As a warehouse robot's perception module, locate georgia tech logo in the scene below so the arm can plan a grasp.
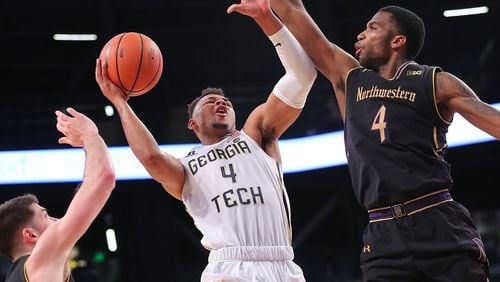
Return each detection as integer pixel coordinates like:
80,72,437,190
362,244,371,253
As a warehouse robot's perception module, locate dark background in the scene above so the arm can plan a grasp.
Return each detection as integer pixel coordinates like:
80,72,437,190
1,0,499,281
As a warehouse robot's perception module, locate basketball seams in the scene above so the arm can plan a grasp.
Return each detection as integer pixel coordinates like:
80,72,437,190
115,33,128,92
126,33,144,96
130,45,163,95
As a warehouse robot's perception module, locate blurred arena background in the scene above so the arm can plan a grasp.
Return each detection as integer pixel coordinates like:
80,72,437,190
1,0,499,281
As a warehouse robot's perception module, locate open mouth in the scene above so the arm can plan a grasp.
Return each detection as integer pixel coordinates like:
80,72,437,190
354,42,362,57
215,106,228,116
355,46,362,57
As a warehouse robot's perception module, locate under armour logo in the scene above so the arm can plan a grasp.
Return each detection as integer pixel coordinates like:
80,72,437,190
362,244,371,253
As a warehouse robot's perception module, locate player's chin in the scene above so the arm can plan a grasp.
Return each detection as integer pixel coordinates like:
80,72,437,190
212,123,230,130
358,56,369,67
359,55,385,70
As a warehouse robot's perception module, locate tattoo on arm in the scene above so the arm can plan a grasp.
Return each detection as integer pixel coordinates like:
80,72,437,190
438,72,499,116
455,82,499,116
454,79,472,99
473,101,500,116
437,73,472,98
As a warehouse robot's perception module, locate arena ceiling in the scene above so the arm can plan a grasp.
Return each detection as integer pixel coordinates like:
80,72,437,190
1,0,498,149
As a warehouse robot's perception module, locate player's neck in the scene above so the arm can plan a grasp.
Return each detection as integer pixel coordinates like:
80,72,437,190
376,57,410,80
200,132,234,145
12,249,31,262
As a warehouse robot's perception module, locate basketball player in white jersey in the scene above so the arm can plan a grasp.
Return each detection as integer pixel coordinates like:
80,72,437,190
95,0,317,280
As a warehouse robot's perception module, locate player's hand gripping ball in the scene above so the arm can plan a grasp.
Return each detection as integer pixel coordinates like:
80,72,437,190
99,32,163,96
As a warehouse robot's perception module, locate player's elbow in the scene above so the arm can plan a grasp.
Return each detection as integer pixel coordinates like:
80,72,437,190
139,151,168,171
302,66,318,84
134,148,159,164
99,166,116,191
289,59,317,83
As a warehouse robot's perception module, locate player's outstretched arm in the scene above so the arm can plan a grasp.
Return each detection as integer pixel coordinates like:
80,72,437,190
270,0,359,119
436,72,500,139
95,59,185,199
26,108,116,280
229,0,317,149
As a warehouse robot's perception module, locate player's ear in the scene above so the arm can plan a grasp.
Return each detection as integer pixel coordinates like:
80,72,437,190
22,228,39,243
187,118,197,131
391,35,406,48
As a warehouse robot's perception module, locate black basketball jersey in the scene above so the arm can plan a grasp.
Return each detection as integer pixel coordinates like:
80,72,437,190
5,255,75,282
5,256,29,282
344,62,453,209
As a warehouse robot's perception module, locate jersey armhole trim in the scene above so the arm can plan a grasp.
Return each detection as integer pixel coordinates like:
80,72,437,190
23,256,29,282
432,67,452,125
344,66,364,94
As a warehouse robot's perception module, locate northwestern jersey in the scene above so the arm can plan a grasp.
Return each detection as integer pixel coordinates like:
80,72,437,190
345,62,453,209
5,255,75,282
180,131,292,250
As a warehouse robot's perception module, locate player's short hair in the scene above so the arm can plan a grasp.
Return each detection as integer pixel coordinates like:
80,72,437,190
0,194,38,260
379,5,425,60
187,87,226,118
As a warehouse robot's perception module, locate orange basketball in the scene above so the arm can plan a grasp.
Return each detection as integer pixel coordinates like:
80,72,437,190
99,32,163,96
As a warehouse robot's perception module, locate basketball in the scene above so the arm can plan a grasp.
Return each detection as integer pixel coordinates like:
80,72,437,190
99,32,163,96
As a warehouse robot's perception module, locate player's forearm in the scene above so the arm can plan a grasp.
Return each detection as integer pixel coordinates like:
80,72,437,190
56,144,115,252
253,7,283,36
114,101,165,163
82,133,115,185
270,0,334,75
270,26,317,109
270,0,303,21
468,104,500,140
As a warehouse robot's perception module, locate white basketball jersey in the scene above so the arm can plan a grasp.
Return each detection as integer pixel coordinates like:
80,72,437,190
180,131,293,251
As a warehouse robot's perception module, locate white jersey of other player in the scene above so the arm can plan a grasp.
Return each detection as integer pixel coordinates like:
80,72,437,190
181,130,292,250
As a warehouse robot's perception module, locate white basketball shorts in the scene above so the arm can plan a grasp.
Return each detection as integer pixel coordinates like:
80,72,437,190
201,246,305,282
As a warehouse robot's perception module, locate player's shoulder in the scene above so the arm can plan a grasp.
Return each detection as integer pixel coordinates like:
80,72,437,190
396,62,443,80
345,66,371,83
410,62,442,73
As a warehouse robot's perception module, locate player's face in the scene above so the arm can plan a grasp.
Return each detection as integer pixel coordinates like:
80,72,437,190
355,11,395,70
192,94,236,135
30,203,58,234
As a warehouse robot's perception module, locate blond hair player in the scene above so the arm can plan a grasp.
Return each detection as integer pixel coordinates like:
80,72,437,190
0,108,116,282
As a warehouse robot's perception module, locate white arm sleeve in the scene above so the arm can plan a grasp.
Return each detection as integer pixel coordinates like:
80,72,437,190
269,26,317,109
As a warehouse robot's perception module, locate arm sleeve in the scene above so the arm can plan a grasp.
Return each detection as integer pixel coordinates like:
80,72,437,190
269,26,317,109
